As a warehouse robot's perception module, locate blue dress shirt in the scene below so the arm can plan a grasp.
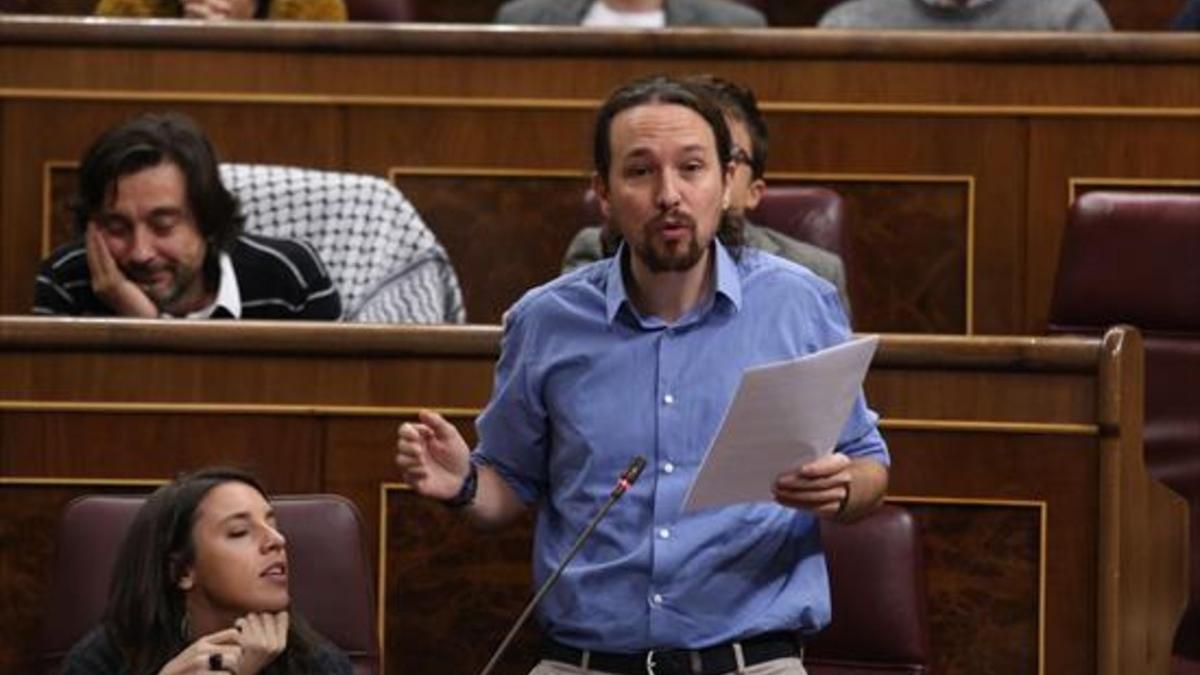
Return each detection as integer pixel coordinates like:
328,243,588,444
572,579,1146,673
475,241,889,652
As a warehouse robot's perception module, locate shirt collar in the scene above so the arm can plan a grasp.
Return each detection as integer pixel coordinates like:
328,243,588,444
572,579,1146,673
712,239,742,312
583,1,667,27
604,239,743,326
184,252,241,319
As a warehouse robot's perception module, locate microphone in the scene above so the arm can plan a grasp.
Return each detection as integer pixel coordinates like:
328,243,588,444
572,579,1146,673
477,455,648,675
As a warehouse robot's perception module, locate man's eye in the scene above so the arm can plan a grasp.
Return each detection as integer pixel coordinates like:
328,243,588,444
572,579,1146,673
228,530,248,538
625,166,652,178
100,220,129,235
150,216,178,233
682,161,705,174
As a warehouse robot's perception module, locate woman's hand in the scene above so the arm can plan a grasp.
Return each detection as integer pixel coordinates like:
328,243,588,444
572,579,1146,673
157,628,242,674
234,611,289,675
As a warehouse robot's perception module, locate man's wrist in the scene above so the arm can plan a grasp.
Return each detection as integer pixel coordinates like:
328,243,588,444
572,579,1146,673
444,462,478,508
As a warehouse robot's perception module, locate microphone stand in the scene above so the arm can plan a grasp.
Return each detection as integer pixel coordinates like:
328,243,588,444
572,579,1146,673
477,456,648,675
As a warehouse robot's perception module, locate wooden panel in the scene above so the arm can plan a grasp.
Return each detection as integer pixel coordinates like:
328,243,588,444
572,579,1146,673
1102,0,1184,30
322,414,479,577
0,350,494,408
3,23,1200,333
0,412,324,488
782,178,969,333
392,173,590,325
403,0,499,23
0,482,158,675
348,107,594,171
892,431,1100,674
384,490,538,675
0,0,94,14
44,164,74,257
766,114,1024,335
905,503,1042,675
867,369,1097,424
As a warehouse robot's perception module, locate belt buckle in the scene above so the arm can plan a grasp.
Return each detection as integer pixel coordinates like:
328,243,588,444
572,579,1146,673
645,648,657,675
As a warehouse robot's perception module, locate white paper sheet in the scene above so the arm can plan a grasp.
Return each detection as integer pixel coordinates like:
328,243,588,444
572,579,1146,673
681,334,879,513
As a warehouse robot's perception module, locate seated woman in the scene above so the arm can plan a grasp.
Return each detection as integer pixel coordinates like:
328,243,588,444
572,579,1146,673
94,0,347,21
62,468,353,675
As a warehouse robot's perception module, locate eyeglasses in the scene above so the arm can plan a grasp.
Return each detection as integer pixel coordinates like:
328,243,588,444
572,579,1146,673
730,146,753,168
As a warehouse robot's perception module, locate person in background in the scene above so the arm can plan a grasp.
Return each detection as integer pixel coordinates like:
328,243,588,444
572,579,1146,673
496,0,765,28
95,0,346,21
34,112,341,320
61,467,353,675
818,0,1111,31
396,74,888,675
1173,0,1200,29
562,74,852,315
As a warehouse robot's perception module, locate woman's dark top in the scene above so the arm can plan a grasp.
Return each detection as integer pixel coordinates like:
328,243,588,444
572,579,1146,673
62,626,355,675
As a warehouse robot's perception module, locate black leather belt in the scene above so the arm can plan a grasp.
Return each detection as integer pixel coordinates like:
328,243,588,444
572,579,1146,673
541,631,803,675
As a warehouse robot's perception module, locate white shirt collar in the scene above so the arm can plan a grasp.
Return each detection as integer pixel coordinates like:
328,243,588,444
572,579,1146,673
184,252,241,319
582,0,667,27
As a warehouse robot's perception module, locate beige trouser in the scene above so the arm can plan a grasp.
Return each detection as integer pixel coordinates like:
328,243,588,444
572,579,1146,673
530,656,807,675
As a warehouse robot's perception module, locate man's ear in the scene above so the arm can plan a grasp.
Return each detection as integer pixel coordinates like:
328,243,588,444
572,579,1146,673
591,172,611,222
744,178,766,211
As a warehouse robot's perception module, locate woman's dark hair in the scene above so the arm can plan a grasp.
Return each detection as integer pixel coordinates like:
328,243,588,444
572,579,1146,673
70,112,245,292
103,467,328,675
592,74,745,257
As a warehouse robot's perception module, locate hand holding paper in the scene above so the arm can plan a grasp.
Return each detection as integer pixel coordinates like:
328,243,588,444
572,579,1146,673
772,452,853,516
682,335,879,513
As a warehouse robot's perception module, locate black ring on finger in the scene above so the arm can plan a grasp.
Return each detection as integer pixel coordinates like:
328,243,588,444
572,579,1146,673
209,652,223,671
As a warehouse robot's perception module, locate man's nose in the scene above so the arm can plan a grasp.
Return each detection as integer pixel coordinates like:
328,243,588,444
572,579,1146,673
655,171,682,211
128,225,155,262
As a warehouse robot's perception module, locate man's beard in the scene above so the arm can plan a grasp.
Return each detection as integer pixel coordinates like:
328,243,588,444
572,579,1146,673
632,212,708,273
126,261,199,313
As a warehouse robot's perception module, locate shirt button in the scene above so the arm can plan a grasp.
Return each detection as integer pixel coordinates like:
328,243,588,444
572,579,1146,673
658,527,671,539
663,462,675,474
663,394,675,405
652,593,664,605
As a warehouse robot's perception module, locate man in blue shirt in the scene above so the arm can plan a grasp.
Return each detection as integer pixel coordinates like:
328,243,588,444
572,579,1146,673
395,75,889,675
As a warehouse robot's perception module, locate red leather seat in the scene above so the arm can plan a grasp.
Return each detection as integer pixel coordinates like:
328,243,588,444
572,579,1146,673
807,504,931,675
1048,190,1200,664
746,185,847,259
37,493,379,675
